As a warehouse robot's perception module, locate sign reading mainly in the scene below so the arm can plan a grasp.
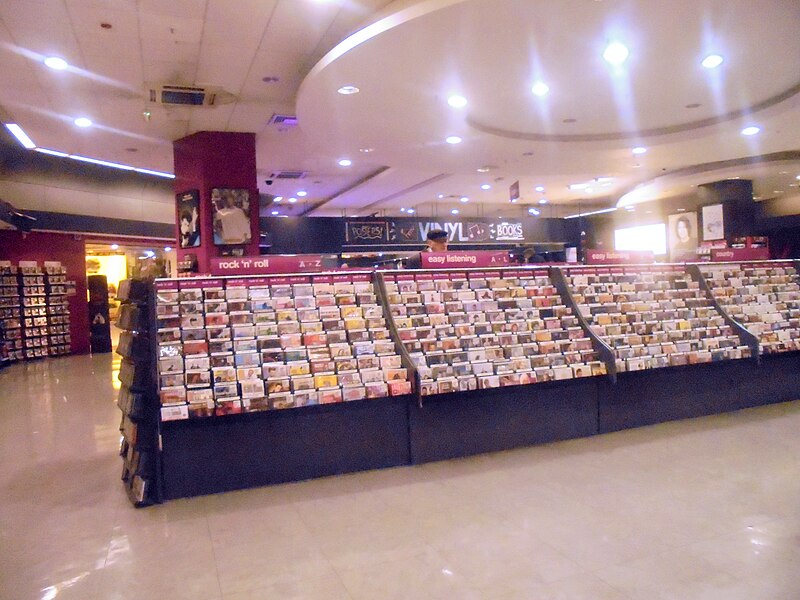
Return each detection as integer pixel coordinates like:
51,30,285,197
420,251,511,269
585,249,656,265
344,218,525,246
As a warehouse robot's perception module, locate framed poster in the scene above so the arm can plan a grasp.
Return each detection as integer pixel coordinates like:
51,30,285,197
177,190,200,248
668,212,698,261
211,188,251,245
702,203,724,240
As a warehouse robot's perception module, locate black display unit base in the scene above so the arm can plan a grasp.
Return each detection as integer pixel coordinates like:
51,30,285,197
159,395,411,500
597,353,800,434
408,379,599,464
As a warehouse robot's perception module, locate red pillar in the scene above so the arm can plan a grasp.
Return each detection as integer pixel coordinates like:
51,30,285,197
173,131,260,274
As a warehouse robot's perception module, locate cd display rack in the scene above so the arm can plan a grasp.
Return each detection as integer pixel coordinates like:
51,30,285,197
44,265,71,357
382,269,607,397
154,271,413,420
563,265,752,372
0,263,22,364
699,261,800,354
19,264,49,360
116,279,160,506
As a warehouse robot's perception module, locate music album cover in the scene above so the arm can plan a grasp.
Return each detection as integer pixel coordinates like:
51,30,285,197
499,372,521,387
310,359,335,374
314,373,339,389
551,366,574,380
236,366,262,381
159,372,184,389
159,356,184,374
319,388,343,404
157,290,180,304
281,348,305,362
210,353,235,368
477,375,500,389
252,299,273,313
357,355,380,370
262,363,289,379
471,361,493,376
365,381,388,399
283,373,314,392
234,352,260,368
185,370,212,388
255,318,278,332
213,381,238,399
374,341,395,355
338,371,362,387
241,396,270,412
188,399,216,418
206,326,231,341
360,369,384,384
184,339,209,356
334,357,358,373
157,302,180,317
316,295,336,309
233,339,257,353
187,388,214,404
284,361,309,377
388,380,412,396
179,289,203,303
292,389,317,407
279,333,302,349
266,378,290,395
240,379,264,398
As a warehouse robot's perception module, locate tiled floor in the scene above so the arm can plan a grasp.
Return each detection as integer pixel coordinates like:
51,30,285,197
1,353,800,599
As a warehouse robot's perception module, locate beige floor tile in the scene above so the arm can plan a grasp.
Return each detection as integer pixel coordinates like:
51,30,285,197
222,574,352,600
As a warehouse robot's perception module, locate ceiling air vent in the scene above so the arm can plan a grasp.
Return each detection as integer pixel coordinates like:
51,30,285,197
270,170,307,179
268,114,298,126
147,84,234,106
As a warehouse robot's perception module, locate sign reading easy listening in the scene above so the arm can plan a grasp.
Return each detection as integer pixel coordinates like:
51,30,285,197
209,255,327,275
420,251,511,268
345,218,525,246
585,249,655,265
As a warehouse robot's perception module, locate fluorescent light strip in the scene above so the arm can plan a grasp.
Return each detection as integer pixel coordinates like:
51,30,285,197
34,146,175,178
563,207,618,219
70,154,135,170
34,147,69,157
5,124,36,149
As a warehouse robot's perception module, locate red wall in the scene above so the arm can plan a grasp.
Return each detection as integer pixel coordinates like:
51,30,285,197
0,231,90,355
173,131,259,274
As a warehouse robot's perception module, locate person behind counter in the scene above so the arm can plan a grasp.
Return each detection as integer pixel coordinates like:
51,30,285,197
404,229,448,269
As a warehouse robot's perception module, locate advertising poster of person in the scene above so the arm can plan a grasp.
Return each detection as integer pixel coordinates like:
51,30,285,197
702,203,725,241
668,212,699,261
212,188,251,245
177,190,200,248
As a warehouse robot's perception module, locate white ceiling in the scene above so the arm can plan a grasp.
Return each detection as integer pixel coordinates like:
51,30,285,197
0,0,799,219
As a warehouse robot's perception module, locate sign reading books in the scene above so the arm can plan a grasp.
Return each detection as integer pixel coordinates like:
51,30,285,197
344,217,525,246
585,249,655,264
209,255,330,275
419,251,511,269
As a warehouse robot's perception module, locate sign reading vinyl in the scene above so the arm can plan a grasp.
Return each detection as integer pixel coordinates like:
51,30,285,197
345,218,525,246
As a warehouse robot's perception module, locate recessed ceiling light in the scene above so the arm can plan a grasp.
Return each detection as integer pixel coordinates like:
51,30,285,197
445,136,462,144
296,191,307,197
568,183,589,190
585,187,594,193
480,184,491,190
338,158,352,166
528,208,540,215
359,148,374,153
273,196,283,202
44,56,69,70
406,208,415,214
510,198,518,203
477,166,490,173
271,210,279,215
164,246,172,252
288,197,297,203
400,208,406,212
677,208,686,212
603,42,630,65
531,81,550,97
535,186,545,193
74,117,93,128
632,146,647,155
741,126,760,136
595,177,614,183
451,208,459,215
4,124,36,149
773,190,783,194
460,196,469,203
337,85,359,95
110,244,119,250
701,54,724,69
538,198,548,205
796,175,800,180
632,163,641,168
447,95,467,108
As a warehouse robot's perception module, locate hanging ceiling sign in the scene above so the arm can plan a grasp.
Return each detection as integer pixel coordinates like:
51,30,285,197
344,218,525,247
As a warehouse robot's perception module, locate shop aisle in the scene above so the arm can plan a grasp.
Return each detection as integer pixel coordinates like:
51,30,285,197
1,354,800,600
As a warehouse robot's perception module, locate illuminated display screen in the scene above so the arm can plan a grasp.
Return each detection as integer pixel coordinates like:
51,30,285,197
614,223,667,255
